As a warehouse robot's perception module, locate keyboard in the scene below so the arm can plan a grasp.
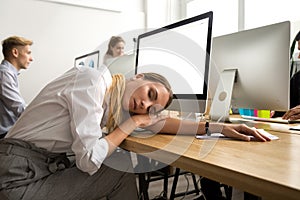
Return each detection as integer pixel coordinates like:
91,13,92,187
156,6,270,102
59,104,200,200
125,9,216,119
240,115,300,124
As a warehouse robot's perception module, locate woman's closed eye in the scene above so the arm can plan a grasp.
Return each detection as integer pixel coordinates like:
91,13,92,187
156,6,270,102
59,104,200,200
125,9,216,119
148,89,157,101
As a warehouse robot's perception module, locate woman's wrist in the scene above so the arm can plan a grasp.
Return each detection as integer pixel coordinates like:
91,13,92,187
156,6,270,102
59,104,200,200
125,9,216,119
118,117,139,136
206,122,224,134
130,115,143,127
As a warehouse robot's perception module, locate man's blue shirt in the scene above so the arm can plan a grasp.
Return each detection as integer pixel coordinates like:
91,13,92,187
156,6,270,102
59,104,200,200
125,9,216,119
0,60,25,135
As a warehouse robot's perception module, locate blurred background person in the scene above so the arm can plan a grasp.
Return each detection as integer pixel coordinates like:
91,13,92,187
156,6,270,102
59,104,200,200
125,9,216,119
0,36,33,139
103,36,125,66
270,31,300,118
290,31,300,109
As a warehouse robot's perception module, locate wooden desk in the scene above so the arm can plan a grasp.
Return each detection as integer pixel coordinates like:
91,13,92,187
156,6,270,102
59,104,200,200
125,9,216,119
120,123,300,200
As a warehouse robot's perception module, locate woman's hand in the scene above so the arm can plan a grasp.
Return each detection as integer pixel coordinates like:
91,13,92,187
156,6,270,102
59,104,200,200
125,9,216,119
218,123,271,142
282,105,300,120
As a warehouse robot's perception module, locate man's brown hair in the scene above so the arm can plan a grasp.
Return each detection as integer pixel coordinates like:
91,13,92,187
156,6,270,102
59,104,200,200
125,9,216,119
2,36,33,58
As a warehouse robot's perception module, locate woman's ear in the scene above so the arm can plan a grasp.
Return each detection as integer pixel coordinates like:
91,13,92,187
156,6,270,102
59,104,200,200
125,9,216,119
132,73,144,80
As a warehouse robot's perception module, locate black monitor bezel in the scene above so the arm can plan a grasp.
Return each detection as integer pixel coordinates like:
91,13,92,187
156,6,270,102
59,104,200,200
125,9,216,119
135,11,213,101
74,50,100,69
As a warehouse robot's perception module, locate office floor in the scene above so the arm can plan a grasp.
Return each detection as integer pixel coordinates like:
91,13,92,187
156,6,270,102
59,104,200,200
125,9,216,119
144,173,245,200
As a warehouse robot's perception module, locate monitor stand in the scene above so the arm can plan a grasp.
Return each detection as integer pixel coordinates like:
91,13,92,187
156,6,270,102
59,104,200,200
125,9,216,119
209,69,237,122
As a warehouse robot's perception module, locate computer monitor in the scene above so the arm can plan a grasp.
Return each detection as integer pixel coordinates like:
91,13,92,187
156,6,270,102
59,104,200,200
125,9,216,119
107,54,136,78
135,11,213,114
74,50,100,69
209,21,290,122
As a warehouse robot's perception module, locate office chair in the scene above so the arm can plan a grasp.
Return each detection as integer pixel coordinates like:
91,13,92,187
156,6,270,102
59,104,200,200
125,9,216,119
136,155,201,200
136,156,170,200
169,168,201,200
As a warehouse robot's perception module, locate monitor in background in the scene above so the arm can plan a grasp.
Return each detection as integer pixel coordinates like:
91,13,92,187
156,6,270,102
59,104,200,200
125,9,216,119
135,11,213,114
209,21,290,122
74,50,100,69
107,54,136,78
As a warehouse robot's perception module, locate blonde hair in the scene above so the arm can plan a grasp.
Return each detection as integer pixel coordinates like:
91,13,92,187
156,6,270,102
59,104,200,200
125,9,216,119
2,36,33,58
106,74,126,132
105,72,173,132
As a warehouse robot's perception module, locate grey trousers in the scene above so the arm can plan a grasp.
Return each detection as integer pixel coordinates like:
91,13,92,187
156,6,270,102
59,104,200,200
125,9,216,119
0,138,138,200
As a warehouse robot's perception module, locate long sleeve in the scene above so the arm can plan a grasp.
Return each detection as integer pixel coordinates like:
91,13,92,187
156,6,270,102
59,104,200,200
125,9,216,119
0,70,25,116
65,67,110,175
0,61,25,134
6,66,112,175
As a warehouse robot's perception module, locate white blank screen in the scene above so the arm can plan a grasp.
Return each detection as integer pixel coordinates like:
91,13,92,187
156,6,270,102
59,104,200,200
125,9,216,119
137,18,209,95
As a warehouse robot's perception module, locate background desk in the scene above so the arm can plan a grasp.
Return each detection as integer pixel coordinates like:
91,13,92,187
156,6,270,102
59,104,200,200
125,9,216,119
120,122,300,200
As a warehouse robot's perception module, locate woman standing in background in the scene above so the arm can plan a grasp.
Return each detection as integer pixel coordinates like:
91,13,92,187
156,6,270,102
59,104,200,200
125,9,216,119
103,36,125,66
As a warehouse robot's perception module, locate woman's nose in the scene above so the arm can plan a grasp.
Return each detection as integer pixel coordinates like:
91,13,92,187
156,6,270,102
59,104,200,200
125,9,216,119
141,100,152,111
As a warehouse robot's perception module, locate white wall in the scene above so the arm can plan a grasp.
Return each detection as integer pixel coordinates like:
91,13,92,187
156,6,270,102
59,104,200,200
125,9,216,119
0,0,145,103
291,20,300,39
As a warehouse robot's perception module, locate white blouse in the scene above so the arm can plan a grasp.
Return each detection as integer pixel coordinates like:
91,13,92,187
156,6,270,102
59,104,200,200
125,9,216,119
7,66,112,175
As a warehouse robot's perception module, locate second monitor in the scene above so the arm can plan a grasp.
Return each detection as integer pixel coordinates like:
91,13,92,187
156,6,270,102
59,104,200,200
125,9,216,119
209,21,290,122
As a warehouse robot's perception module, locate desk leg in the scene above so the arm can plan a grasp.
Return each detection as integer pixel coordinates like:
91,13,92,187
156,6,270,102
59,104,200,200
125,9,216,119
170,168,180,200
138,173,149,200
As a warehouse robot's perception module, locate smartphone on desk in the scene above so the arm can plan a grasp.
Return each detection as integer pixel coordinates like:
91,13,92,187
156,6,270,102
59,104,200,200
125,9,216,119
287,119,300,124
289,125,300,131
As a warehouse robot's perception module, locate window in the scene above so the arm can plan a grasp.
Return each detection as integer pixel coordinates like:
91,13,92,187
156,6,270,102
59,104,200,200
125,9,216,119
186,0,238,37
245,0,300,29
185,0,300,37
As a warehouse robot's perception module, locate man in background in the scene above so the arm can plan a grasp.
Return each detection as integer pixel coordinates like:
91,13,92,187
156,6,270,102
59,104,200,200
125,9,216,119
289,31,300,109
0,36,33,138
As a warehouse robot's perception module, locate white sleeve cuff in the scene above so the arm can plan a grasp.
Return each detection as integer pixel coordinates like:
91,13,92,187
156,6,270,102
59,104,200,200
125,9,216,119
88,138,109,175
